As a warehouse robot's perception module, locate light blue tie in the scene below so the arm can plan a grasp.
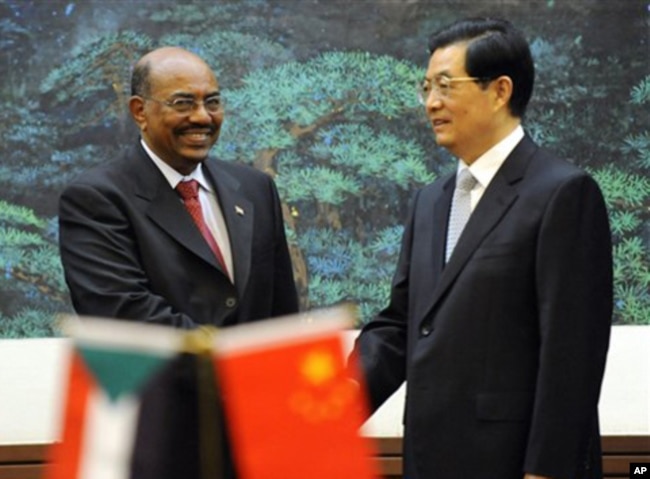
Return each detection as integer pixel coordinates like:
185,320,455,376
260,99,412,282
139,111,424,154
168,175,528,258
446,169,477,263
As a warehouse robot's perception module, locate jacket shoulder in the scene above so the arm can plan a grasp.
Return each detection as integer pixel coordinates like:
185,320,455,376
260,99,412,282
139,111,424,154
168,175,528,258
208,158,273,182
64,145,148,188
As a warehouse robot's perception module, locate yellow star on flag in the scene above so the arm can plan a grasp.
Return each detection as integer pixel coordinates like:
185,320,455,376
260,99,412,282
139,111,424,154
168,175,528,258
300,350,336,386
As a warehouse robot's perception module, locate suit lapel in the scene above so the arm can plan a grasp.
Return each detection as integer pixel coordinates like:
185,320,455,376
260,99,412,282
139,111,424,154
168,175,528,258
422,136,537,323
438,172,519,284
203,160,254,296
130,145,229,272
129,146,257,294
143,178,224,272
409,175,453,322
431,175,455,278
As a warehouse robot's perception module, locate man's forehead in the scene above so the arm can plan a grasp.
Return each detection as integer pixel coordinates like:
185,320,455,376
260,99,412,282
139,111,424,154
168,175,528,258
149,59,218,90
142,46,199,63
151,55,211,75
427,43,468,76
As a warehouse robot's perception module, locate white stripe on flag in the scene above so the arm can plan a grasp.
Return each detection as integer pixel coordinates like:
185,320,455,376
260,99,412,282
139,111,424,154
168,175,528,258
78,388,140,479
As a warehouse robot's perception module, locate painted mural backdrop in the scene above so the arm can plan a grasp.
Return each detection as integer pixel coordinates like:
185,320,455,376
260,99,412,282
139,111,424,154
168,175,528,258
1,0,648,337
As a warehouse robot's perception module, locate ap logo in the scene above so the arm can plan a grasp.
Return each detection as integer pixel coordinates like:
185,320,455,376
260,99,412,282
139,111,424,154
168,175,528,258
631,463,650,476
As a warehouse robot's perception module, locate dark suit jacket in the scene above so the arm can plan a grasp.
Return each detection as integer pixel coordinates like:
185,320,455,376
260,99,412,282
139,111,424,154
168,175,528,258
59,142,298,326
59,143,299,479
351,136,612,479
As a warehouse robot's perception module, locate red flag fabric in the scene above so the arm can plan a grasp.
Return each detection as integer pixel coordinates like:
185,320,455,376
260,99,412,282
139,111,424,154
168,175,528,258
46,351,94,479
214,309,378,479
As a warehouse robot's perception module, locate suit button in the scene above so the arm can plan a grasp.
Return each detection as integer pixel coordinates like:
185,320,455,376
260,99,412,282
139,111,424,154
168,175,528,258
420,325,431,337
225,297,237,308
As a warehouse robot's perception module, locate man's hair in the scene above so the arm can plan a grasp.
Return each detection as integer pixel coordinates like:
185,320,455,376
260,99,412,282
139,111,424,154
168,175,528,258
428,17,535,118
131,60,152,97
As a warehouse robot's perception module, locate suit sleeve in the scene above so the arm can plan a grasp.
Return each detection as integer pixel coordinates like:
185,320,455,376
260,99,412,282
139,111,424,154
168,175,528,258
266,176,300,317
524,173,613,477
58,181,197,328
348,191,419,413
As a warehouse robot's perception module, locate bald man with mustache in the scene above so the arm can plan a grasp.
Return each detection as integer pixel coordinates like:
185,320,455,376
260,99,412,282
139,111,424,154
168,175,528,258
59,46,298,479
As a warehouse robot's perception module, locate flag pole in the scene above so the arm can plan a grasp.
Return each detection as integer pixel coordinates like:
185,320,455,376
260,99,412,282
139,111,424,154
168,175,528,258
183,327,223,479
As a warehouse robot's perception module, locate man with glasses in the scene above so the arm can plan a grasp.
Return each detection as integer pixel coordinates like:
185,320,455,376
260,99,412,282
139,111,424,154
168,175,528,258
351,18,612,479
58,46,298,478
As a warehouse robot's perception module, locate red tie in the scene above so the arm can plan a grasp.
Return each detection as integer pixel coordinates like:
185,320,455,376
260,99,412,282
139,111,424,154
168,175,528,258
176,180,228,274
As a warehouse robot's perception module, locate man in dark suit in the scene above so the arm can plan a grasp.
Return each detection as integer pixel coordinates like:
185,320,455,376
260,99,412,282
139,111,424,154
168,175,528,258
58,46,298,478
350,18,612,479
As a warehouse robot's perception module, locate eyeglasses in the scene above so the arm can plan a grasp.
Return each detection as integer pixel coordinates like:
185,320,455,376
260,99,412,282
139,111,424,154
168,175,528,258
142,95,224,114
417,75,490,103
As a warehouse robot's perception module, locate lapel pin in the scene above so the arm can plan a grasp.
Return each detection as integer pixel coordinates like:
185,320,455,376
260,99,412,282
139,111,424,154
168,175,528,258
235,205,245,216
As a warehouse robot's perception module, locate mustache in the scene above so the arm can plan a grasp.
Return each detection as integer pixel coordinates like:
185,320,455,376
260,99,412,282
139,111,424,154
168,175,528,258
175,124,218,135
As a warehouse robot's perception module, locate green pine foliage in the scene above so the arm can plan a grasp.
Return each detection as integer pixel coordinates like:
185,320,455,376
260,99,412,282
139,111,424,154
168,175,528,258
623,132,650,170
298,227,401,322
588,72,650,324
624,76,650,170
0,202,70,338
0,200,46,229
613,238,650,324
213,51,423,165
0,17,33,99
146,2,271,33
0,309,63,339
528,35,629,163
39,31,154,130
594,166,650,323
158,32,294,89
630,75,650,105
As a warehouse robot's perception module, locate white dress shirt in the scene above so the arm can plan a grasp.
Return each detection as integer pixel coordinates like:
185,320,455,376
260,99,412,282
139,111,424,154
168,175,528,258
141,140,234,282
457,125,525,211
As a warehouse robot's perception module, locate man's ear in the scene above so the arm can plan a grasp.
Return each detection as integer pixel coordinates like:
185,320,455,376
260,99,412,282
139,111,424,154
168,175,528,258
128,96,147,130
492,75,513,111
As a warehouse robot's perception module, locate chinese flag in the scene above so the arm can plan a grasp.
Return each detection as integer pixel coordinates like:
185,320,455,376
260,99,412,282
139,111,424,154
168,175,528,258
214,307,378,479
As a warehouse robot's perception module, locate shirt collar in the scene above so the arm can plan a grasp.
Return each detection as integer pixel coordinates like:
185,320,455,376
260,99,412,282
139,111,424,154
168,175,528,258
458,125,524,188
140,139,213,193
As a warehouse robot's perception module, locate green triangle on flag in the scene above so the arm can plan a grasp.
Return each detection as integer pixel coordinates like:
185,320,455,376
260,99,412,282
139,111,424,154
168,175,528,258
78,345,170,402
